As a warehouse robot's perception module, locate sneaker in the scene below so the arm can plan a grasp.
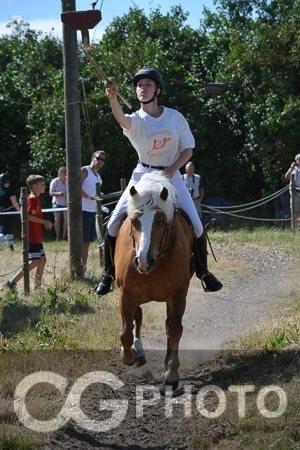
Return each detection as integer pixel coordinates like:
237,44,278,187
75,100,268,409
3,280,17,292
201,273,223,292
95,274,113,295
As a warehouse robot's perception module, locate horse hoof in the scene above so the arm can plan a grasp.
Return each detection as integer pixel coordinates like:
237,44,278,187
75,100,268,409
160,380,179,394
161,370,179,391
135,355,146,367
121,348,136,366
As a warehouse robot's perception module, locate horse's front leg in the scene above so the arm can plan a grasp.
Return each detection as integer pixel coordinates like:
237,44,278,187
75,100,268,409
162,288,187,390
120,291,136,365
133,306,146,366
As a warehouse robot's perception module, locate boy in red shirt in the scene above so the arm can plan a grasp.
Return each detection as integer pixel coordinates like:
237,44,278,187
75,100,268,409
4,175,52,291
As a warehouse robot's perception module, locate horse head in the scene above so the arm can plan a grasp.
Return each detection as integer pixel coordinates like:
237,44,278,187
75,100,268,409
127,172,176,274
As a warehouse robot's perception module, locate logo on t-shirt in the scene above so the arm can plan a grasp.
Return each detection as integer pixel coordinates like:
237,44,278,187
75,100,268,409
147,137,171,156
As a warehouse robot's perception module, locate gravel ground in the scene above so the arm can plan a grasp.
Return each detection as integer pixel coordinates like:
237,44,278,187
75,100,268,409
47,243,298,450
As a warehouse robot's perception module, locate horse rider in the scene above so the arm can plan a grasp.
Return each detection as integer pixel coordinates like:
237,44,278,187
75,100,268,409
95,68,223,295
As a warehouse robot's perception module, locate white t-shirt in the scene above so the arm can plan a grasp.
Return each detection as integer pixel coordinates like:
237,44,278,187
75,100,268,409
82,166,102,212
124,107,195,167
292,165,300,188
49,177,67,206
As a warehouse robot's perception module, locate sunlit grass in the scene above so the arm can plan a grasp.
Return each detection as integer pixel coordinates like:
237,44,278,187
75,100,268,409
210,227,299,252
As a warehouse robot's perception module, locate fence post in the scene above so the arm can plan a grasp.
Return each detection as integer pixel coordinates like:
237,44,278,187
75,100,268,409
61,0,84,279
120,178,127,193
95,182,104,267
290,174,296,232
20,187,30,294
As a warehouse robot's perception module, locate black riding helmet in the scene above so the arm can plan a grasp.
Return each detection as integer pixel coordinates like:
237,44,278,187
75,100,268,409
132,68,163,95
0,172,11,185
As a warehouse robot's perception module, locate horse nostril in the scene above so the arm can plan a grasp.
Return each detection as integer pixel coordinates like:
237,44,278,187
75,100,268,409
134,257,139,267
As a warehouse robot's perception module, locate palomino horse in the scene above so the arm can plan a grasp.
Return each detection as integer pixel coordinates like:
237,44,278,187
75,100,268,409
114,172,194,389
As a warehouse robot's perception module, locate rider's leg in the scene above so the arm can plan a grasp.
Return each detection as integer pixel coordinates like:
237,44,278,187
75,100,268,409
95,187,129,295
174,175,222,292
95,233,116,295
193,233,223,292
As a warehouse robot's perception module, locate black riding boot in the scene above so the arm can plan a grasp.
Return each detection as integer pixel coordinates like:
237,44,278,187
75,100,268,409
95,234,116,295
193,234,223,292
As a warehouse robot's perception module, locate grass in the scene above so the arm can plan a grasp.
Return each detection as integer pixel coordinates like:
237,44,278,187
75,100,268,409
236,267,300,352
0,228,299,448
210,226,299,253
191,228,300,449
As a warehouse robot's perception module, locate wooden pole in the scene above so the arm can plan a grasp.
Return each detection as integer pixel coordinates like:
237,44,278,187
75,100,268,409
95,183,104,267
291,174,296,232
120,178,127,193
20,187,30,294
61,0,84,278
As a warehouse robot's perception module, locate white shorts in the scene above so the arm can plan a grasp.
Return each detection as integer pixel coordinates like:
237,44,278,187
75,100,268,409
107,164,203,238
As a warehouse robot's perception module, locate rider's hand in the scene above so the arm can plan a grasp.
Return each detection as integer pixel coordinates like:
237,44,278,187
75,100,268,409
163,168,174,179
105,78,117,100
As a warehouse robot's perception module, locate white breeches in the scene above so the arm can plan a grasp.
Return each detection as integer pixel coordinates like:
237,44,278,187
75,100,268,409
107,165,203,238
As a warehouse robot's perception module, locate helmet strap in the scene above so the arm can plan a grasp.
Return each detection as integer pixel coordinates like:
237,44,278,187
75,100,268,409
140,96,156,105
139,87,159,105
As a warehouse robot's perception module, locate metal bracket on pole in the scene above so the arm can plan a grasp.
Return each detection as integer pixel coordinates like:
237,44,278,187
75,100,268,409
61,9,102,47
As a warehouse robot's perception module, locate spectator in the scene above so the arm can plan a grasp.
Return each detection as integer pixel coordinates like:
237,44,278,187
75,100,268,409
4,175,52,291
95,67,222,295
0,172,20,251
80,150,106,270
182,161,205,218
285,153,300,223
49,166,68,240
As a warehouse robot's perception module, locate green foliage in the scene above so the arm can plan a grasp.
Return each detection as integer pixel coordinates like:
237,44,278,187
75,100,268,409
263,324,300,350
0,20,64,184
0,431,40,450
35,318,78,349
1,2,299,199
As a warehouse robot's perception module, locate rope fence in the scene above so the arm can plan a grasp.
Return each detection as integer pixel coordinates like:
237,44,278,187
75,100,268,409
202,185,291,222
203,185,289,210
1,179,298,292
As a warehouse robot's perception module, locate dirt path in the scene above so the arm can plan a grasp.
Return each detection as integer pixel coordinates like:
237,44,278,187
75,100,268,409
143,243,294,352
49,244,297,450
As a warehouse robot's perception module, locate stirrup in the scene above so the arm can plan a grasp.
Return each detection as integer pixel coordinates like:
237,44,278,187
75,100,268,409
95,274,114,296
200,272,223,292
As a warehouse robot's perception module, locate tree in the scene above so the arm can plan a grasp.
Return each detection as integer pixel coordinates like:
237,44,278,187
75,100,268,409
1,2,299,202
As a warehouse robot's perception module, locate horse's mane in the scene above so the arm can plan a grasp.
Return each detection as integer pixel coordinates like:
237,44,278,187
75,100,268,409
127,171,176,223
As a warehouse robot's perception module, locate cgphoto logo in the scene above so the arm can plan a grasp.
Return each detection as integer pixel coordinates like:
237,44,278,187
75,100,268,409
14,371,288,433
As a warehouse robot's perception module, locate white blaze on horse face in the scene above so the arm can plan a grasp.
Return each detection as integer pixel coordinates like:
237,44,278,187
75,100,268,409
137,210,155,271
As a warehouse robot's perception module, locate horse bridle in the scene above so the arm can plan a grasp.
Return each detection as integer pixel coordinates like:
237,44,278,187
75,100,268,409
130,208,175,261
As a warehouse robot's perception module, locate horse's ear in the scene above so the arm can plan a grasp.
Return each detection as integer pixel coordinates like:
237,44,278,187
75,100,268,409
160,187,168,201
130,186,138,197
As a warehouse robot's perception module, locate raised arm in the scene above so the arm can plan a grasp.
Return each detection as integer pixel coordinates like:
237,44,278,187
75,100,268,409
105,81,132,130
